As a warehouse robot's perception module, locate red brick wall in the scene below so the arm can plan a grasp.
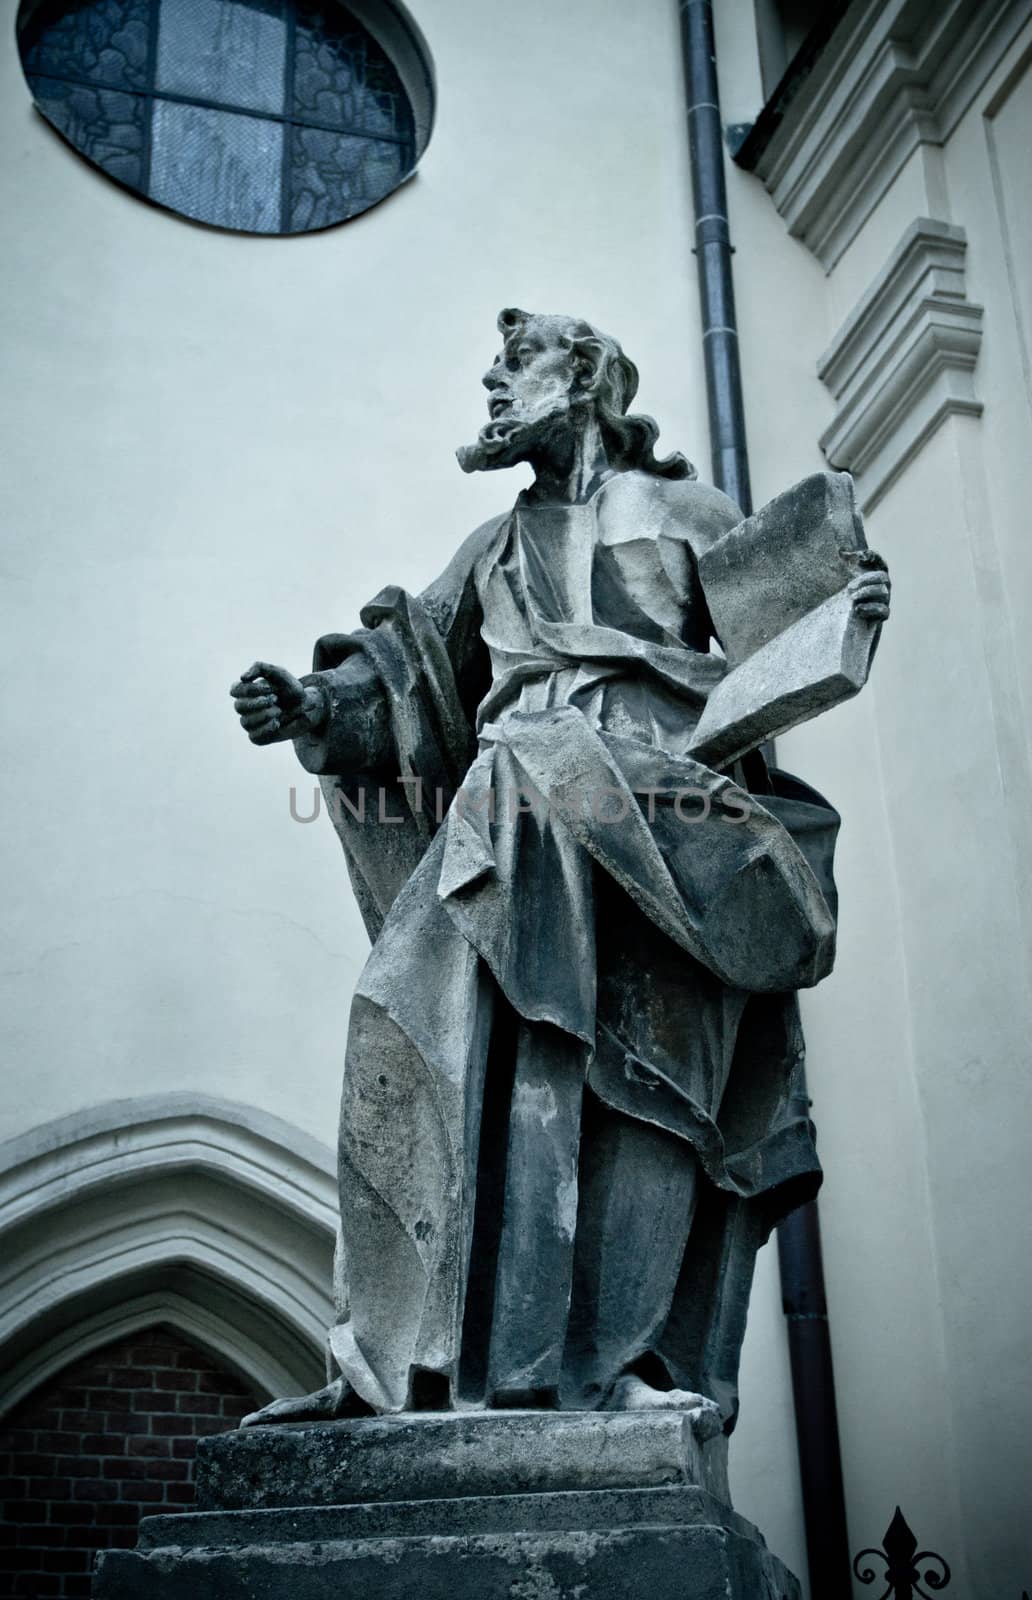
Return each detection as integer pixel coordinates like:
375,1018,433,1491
0,1326,263,1599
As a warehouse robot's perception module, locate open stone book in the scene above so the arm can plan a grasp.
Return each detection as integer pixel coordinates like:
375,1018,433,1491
689,471,883,770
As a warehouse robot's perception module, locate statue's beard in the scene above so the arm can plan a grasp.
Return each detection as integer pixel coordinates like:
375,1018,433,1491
457,395,571,474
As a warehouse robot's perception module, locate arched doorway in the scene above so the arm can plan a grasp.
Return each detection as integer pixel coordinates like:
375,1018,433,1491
0,1096,339,1593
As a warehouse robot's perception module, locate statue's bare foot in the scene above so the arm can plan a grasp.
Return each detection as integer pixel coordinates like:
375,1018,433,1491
606,1374,723,1440
240,1376,367,1429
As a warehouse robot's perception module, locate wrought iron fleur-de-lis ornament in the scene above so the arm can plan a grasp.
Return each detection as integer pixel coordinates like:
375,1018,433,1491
853,1507,951,1599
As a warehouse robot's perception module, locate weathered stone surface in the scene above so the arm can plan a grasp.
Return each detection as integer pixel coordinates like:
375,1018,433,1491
689,584,879,770
95,1519,800,1600
194,1409,730,1511
695,470,863,666
93,1412,799,1598
688,470,885,767
135,1485,752,1550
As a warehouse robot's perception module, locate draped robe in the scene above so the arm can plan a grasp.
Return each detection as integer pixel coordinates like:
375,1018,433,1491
292,467,840,1424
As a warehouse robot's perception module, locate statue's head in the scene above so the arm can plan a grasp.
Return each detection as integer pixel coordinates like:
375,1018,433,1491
457,308,694,480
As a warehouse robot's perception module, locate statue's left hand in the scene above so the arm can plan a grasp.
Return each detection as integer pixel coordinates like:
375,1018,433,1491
848,558,891,623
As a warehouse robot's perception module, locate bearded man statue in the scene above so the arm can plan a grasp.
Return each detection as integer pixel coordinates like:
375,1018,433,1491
230,308,890,1432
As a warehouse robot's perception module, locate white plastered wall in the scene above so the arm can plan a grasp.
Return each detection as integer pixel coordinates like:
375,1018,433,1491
0,0,711,1147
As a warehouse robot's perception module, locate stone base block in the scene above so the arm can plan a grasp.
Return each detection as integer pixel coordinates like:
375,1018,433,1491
93,1412,800,1600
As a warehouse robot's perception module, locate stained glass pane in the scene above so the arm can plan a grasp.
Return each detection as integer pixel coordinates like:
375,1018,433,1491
155,0,286,114
289,127,402,231
30,77,145,188
18,0,422,233
21,0,150,92
149,99,283,230
292,0,409,140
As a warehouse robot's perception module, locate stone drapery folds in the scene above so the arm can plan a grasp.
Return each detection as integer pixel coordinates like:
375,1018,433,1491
292,469,852,1423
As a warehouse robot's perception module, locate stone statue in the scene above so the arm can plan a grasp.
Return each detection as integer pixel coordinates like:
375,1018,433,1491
229,309,890,1435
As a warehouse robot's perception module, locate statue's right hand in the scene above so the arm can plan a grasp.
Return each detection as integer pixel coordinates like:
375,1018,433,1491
230,661,308,745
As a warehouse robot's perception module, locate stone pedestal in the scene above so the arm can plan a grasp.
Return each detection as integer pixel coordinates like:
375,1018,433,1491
92,1411,800,1599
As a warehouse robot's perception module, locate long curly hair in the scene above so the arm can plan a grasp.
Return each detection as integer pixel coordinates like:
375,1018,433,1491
497,307,695,481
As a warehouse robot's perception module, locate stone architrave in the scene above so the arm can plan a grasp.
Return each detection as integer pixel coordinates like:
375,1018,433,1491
97,307,890,1599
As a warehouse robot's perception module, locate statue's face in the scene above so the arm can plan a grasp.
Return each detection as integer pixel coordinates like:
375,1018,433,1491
482,320,577,433
457,315,584,474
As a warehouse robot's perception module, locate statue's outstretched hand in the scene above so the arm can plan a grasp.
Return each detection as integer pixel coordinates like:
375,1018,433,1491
230,661,315,745
848,554,891,623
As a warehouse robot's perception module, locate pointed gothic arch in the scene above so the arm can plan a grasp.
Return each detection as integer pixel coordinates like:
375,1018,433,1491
0,1095,337,1414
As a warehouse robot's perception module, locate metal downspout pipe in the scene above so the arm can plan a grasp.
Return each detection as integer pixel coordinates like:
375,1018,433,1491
678,4,853,1595
777,1173,854,1596
679,0,752,516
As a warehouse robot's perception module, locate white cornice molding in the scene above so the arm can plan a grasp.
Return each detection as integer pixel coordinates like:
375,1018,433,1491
817,218,984,510
751,0,1030,270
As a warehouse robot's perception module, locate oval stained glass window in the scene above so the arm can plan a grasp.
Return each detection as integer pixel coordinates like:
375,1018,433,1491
16,0,434,233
